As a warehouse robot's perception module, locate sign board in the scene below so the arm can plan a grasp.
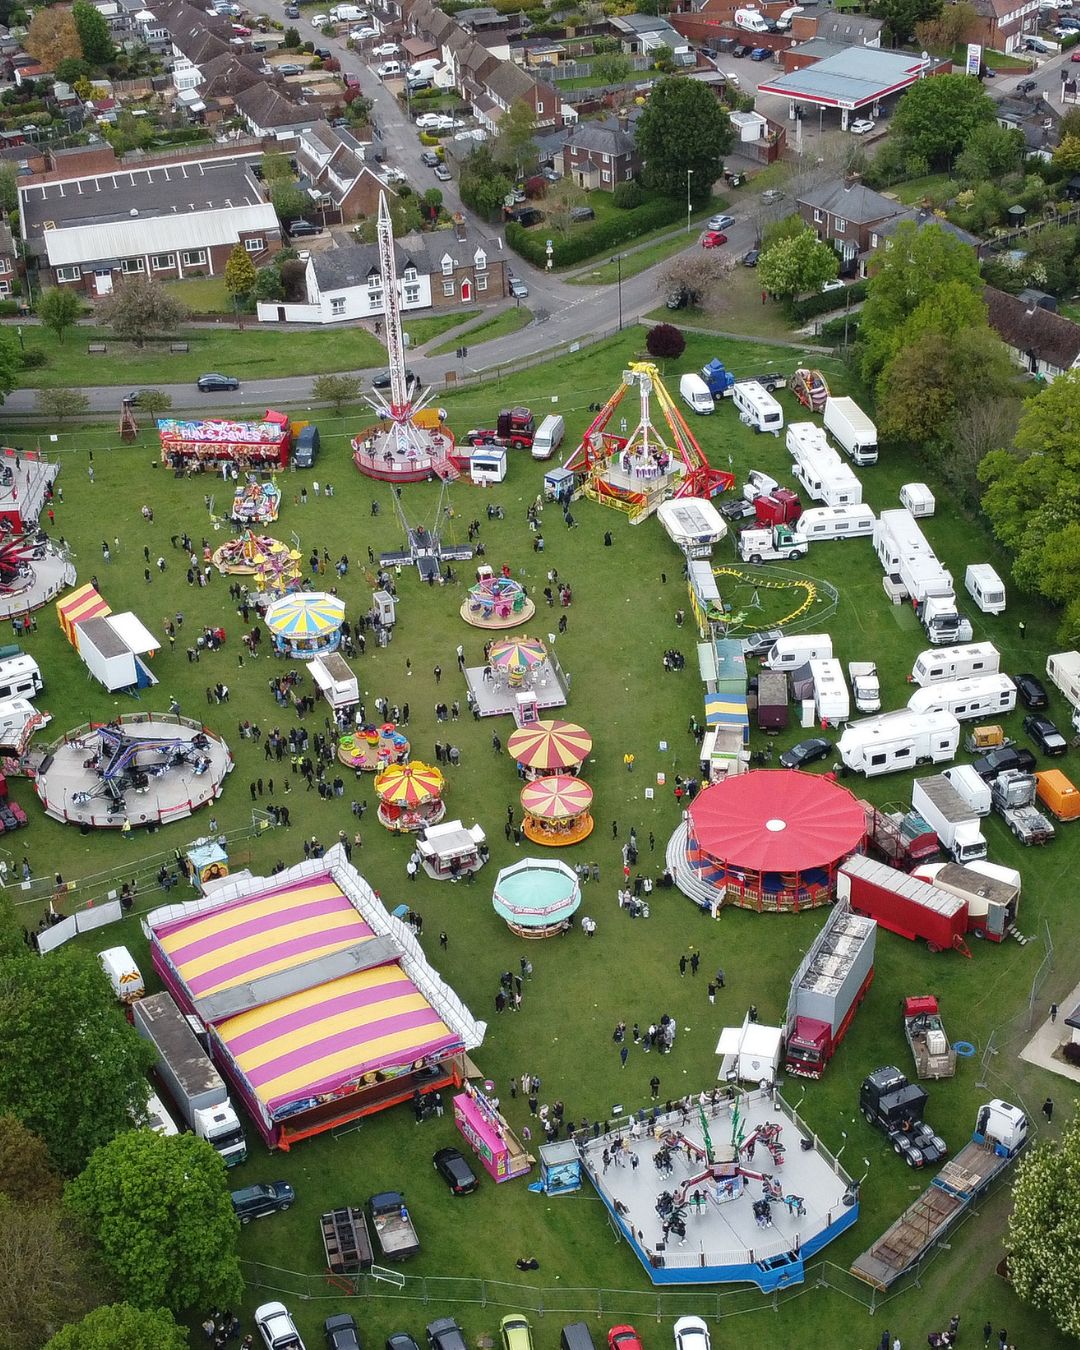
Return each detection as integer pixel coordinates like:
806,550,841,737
966,42,982,76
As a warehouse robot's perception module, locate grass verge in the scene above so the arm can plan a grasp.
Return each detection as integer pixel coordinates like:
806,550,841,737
428,305,532,355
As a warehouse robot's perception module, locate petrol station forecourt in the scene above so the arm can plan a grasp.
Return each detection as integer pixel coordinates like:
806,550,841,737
5,321,1078,1350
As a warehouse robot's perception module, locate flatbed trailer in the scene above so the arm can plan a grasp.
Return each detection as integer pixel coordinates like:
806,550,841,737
321,1206,373,1275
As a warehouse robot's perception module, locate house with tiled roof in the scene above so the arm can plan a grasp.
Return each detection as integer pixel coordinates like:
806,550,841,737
294,121,394,223
234,83,316,138
984,285,1080,380
561,114,640,190
971,0,1039,54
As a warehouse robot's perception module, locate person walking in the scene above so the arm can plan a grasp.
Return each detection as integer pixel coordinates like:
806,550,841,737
620,1044,629,1068
1043,1095,1054,1122
707,983,716,1004
439,931,448,949
433,664,442,685
982,1323,992,1349
690,952,700,976
1051,1002,1059,1023
649,1075,660,1100
679,954,688,977
716,967,725,989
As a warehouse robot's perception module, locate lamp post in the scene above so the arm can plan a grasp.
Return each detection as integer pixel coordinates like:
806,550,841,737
611,252,624,332
686,168,693,233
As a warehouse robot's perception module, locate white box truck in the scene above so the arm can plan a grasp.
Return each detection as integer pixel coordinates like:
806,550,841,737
848,661,881,713
132,992,247,1166
307,652,359,711
837,709,961,777
912,774,987,864
965,564,1006,615
911,643,1001,687
810,657,850,724
907,673,1017,722
823,396,878,465
941,764,992,816
733,380,783,435
679,373,715,415
763,633,832,671
99,945,145,1003
795,504,875,543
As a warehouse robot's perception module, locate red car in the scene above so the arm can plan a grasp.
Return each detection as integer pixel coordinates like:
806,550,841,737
702,231,728,249
608,1328,643,1350
1072,48,1080,60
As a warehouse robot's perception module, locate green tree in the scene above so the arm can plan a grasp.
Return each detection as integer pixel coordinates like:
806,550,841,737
760,211,809,255
650,43,675,73
313,373,361,411
0,1113,62,1205
283,24,300,46
0,164,16,216
545,176,587,238
131,389,172,420
420,186,443,222
459,145,513,219
0,328,17,403
72,1,113,64
55,55,91,84
270,180,309,223
914,0,978,51
497,99,538,177
757,227,839,302
955,120,1023,184
1008,1106,1080,1337
591,53,632,85
891,73,995,168
65,1131,242,1313
255,265,285,302
37,286,82,343
44,1302,188,1350
1023,225,1080,296
98,276,189,347
871,0,943,45
36,387,90,423
1053,134,1080,174
636,76,733,200
224,242,258,301
103,109,155,154
261,151,295,183
0,1195,104,1350
0,947,153,1172
858,220,984,381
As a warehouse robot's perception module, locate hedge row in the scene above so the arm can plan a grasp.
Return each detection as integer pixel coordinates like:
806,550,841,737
789,278,867,323
506,196,686,268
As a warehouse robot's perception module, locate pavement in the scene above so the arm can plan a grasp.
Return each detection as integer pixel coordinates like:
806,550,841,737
1019,984,1080,1085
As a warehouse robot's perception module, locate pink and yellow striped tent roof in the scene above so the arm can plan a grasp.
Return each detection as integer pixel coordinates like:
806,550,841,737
153,873,458,1118
56,583,111,649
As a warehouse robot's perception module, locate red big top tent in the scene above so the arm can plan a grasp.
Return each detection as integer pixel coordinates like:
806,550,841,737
684,769,866,913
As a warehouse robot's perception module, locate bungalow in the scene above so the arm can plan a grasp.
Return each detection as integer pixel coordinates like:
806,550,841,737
984,285,1080,380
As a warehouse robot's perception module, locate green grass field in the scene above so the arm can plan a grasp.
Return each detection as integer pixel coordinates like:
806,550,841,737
428,306,533,355
8,327,1077,1350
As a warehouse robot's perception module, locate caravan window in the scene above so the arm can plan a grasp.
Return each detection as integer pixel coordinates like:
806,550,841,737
894,747,911,761
870,753,886,767
836,522,849,533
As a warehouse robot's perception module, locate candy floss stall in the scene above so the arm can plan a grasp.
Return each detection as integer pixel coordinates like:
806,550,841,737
453,1080,532,1183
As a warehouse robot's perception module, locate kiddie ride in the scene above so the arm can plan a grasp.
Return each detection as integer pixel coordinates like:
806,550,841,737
71,724,213,815
563,362,734,524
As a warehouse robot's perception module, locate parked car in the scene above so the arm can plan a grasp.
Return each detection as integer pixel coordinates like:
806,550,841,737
778,737,832,770
256,1303,306,1350
351,25,379,38
232,1181,295,1223
741,626,783,657
286,219,321,237
325,1313,362,1350
666,287,688,310
499,1316,534,1350
1024,713,1067,756
1025,36,1051,51
849,118,876,134
707,213,735,230
197,373,240,392
387,1337,420,1350
509,276,529,299
724,71,741,85
434,163,452,181
608,1328,643,1350
433,1146,479,1195
415,112,447,129
750,46,771,59
672,1318,710,1350
284,2,299,14
1016,77,1038,93
820,278,845,292
276,62,304,75
731,42,750,56
427,1321,468,1350
701,230,727,248
377,60,402,76
373,368,417,389
741,247,760,266
570,205,595,221
973,745,1038,781
420,149,441,167
1015,672,1050,709
311,11,330,24
510,207,544,227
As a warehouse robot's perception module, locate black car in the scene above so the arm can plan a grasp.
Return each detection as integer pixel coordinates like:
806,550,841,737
778,737,832,770
427,1321,468,1350
666,287,688,310
314,46,332,58
1016,77,1038,94
373,368,417,389
973,745,1038,781
420,150,441,167
731,42,750,56
326,1313,362,1350
1024,713,1067,756
387,1335,421,1350
230,1181,295,1223
741,248,760,267
197,372,240,392
510,207,544,227
1015,672,1049,710
287,219,321,237
433,1146,479,1195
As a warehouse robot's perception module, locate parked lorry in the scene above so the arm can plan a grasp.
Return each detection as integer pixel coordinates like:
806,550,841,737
1046,650,1080,731
158,410,294,472
737,523,807,564
754,489,802,526
874,511,972,645
848,661,880,713
463,406,535,450
700,358,785,399
911,775,986,863
131,992,247,1166
368,1191,420,1260
756,669,788,732
823,395,878,466
783,901,876,1078
851,1101,1028,1289
837,710,961,777
941,764,992,816
837,855,971,956
910,643,1000,687
913,861,1020,943
903,995,956,1079
991,769,1055,845
864,806,939,871
858,1065,948,1169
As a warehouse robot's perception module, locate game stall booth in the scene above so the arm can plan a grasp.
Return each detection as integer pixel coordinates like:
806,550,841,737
492,857,581,938
158,411,291,475
416,819,487,880
338,723,410,772
453,1079,532,1182
460,567,535,630
520,774,594,846
507,720,592,781
375,760,446,832
264,592,345,657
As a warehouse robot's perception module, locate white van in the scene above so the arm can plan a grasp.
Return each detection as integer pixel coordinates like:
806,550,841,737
680,372,715,415
763,633,833,671
911,642,1000,687
0,654,42,701
810,657,850,724
794,504,875,543
99,946,145,1003
965,563,1006,615
331,3,367,19
732,380,783,435
531,414,565,460
377,60,402,77
907,673,1017,721
407,58,441,79
734,6,770,29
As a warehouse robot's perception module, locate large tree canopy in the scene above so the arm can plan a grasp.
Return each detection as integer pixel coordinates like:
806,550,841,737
44,1302,188,1350
757,227,839,301
871,0,942,44
1008,1108,1080,1338
891,73,996,168
636,77,733,200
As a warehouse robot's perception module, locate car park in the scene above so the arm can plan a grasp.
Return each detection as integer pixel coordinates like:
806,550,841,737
702,230,727,248
973,746,1038,781
500,1316,534,1350
325,1314,362,1350
1015,672,1050,709
1024,713,1067,756
707,213,735,230
850,118,875,134
197,373,240,392
427,1320,468,1350
742,247,760,266
509,275,529,299
434,164,452,181
433,1146,479,1194
257,1302,306,1350
672,1317,710,1350
779,737,832,769
231,1181,296,1222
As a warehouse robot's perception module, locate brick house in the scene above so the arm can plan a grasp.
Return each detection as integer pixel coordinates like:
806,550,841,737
969,0,1039,53
985,285,1080,379
294,121,396,223
0,220,16,299
561,116,640,190
234,83,317,139
797,179,907,266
